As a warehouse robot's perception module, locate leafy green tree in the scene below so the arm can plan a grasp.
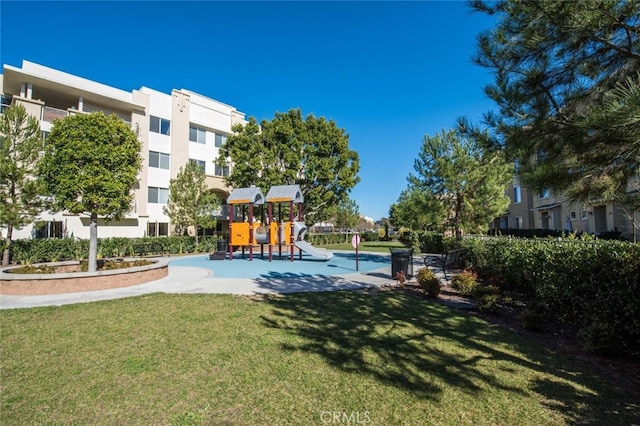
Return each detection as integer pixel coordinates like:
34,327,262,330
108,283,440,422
163,162,220,246
408,128,512,238
334,197,359,241
471,0,640,202
217,108,360,225
389,187,443,232
39,112,142,272
0,104,45,265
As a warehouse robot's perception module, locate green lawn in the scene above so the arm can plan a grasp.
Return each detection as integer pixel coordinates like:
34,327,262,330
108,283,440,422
1,291,638,425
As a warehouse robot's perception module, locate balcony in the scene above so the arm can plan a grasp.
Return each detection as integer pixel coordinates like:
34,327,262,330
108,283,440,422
42,106,68,122
40,106,132,128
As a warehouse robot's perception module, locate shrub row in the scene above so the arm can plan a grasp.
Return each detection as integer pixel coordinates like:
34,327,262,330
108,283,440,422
306,231,380,246
8,236,222,264
307,233,348,246
461,236,640,354
487,228,628,241
398,231,457,254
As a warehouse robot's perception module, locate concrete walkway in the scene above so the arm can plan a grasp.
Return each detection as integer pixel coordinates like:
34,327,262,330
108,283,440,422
0,253,471,310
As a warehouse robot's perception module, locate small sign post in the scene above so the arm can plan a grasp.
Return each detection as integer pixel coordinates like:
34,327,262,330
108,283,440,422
351,234,361,271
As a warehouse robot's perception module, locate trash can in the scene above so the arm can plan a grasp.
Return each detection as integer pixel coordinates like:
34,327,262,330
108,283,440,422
390,248,413,279
217,239,228,252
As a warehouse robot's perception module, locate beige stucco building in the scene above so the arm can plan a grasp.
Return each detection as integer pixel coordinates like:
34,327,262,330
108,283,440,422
1,60,245,240
492,172,639,242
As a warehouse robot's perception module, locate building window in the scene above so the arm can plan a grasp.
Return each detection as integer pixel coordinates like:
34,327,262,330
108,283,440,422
0,95,12,113
189,159,206,172
515,217,523,229
539,188,549,199
513,186,521,204
580,209,589,220
150,116,170,135
149,151,170,169
189,126,206,144
215,163,229,177
215,133,226,147
499,217,508,229
34,221,63,239
148,186,169,204
147,222,169,237
570,211,577,220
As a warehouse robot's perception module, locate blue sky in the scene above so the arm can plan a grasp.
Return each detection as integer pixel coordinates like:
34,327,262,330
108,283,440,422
1,1,497,221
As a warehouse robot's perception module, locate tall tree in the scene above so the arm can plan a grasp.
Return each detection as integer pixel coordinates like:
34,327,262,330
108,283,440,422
334,197,360,241
163,162,220,246
39,112,142,272
217,108,360,225
389,187,443,232
408,128,512,238
471,0,640,202
0,104,45,265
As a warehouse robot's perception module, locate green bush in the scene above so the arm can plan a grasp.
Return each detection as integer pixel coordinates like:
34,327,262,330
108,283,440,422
450,270,479,296
460,236,640,354
307,233,345,246
6,235,222,264
473,285,501,314
361,231,380,242
521,301,546,331
418,232,444,253
416,267,441,298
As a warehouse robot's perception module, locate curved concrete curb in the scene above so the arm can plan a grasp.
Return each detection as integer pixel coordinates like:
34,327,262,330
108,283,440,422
0,259,169,296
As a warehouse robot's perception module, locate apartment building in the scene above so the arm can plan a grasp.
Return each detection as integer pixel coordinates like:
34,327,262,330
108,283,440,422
1,60,245,240
492,172,639,242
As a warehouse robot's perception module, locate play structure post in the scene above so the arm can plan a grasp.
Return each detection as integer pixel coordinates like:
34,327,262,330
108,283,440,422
298,203,303,260
278,204,282,259
249,202,254,261
228,204,234,261
268,202,273,262
290,201,295,262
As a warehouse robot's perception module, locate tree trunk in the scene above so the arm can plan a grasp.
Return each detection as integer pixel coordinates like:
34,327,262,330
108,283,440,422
88,212,98,272
454,194,464,241
2,225,13,266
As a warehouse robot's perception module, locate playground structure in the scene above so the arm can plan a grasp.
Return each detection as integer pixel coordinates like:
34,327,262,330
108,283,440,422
221,185,332,262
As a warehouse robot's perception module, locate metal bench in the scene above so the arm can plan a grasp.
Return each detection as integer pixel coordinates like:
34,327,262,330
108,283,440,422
424,248,466,280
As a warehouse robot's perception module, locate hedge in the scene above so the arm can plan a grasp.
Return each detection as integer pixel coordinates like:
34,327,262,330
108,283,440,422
7,235,222,265
461,236,640,354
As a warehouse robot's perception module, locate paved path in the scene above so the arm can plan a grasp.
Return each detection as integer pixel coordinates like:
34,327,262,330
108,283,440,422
0,253,472,310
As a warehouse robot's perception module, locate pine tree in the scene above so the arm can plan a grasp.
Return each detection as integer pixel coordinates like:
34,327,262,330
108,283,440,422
0,104,45,265
408,129,512,238
471,0,640,202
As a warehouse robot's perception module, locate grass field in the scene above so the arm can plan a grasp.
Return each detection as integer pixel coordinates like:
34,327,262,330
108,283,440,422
2,291,638,425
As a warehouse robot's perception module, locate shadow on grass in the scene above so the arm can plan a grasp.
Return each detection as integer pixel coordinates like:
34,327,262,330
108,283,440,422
259,289,640,423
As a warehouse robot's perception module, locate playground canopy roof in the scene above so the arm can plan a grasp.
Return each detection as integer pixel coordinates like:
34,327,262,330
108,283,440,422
266,185,304,204
226,187,265,205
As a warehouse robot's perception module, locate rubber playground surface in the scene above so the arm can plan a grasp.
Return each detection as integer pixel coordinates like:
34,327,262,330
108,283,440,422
169,251,390,279
0,251,401,309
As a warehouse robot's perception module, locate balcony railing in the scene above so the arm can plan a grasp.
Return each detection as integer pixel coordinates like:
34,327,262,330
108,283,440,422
41,106,132,128
42,106,68,122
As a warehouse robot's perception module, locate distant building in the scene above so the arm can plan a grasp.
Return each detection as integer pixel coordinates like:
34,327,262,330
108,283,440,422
1,60,246,240
491,163,639,241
